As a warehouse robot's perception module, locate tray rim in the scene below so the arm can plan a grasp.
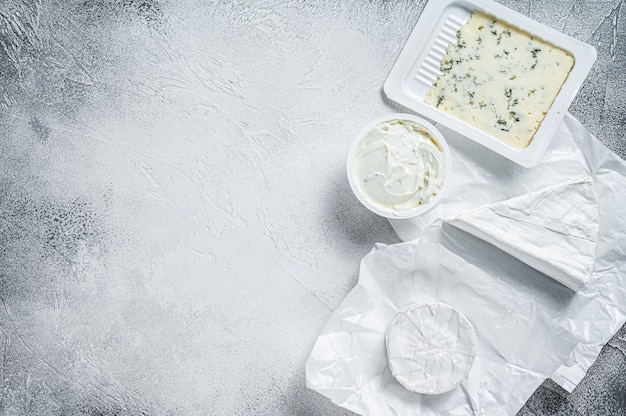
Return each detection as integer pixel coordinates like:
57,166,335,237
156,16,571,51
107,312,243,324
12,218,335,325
383,0,597,168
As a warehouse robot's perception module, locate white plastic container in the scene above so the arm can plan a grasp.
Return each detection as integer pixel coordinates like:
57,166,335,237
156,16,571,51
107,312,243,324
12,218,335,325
347,113,452,219
383,0,597,167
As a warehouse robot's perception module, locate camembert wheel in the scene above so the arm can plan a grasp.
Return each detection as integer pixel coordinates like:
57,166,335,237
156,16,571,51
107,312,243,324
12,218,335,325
385,302,476,395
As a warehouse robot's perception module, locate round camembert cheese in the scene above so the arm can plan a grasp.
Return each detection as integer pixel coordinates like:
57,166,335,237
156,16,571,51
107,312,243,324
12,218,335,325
386,302,476,395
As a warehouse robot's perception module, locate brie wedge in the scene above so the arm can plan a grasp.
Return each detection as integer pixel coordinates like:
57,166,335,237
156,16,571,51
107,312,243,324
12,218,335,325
446,177,599,291
385,302,476,395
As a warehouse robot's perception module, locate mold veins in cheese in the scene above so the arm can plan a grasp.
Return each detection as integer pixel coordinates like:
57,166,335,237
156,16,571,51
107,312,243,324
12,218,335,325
446,177,599,292
425,11,574,149
385,302,476,395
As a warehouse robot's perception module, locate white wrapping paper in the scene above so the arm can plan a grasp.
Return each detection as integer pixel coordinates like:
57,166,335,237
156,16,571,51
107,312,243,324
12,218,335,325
306,114,626,414
387,114,626,392
306,239,579,415
446,176,599,292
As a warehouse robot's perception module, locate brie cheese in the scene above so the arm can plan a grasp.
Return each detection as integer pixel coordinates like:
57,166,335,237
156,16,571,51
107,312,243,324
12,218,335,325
385,302,476,395
446,177,599,291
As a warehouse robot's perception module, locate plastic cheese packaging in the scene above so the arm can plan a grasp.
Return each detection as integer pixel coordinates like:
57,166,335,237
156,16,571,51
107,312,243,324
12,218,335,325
383,0,596,167
445,176,599,291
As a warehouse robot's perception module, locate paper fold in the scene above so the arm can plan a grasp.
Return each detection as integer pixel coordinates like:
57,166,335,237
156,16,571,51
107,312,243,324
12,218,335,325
388,113,626,392
306,240,579,416
445,176,599,291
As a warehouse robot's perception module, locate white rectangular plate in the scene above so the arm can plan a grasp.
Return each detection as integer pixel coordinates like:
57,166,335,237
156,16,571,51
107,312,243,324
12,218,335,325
383,0,597,167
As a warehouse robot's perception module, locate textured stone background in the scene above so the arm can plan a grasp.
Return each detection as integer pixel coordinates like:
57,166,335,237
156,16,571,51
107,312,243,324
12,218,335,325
0,0,624,415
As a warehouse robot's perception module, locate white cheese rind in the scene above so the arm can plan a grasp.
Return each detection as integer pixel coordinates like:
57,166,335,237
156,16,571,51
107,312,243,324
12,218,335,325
385,302,476,395
446,177,599,291
425,12,574,149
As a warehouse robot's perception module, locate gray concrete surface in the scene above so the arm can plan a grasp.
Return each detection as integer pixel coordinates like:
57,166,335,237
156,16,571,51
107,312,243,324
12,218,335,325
0,0,624,415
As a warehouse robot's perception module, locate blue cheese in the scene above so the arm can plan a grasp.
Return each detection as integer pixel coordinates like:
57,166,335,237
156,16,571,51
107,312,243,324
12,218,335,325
425,12,574,149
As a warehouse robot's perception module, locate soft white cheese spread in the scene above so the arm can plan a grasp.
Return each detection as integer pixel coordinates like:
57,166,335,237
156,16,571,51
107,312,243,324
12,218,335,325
353,119,446,215
426,11,574,149
446,177,599,291
386,302,476,395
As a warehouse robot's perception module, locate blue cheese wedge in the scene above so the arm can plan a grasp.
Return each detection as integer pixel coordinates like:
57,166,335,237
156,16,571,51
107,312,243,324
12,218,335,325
385,302,476,395
425,11,574,149
446,177,599,291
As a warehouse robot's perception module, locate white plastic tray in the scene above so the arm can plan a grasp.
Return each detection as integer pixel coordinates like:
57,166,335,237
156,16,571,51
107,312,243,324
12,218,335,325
383,0,597,167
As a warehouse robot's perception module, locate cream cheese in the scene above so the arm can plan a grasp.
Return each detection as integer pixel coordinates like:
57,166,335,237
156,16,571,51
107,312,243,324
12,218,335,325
353,119,446,215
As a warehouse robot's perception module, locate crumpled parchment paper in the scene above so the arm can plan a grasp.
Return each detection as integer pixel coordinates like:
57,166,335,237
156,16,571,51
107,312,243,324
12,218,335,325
306,239,579,415
387,114,626,392
306,114,626,415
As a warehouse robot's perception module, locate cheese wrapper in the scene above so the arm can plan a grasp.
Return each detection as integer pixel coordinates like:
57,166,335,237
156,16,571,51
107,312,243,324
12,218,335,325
387,114,626,393
306,240,578,416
